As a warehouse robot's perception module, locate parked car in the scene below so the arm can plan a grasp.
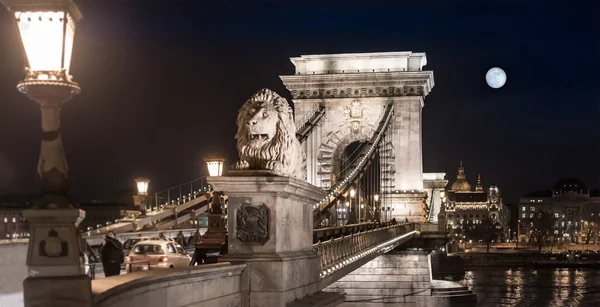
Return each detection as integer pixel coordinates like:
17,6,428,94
126,240,191,272
122,236,162,255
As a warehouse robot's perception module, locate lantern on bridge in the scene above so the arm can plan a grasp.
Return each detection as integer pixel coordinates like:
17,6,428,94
5,0,82,90
135,178,150,196
205,157,225,177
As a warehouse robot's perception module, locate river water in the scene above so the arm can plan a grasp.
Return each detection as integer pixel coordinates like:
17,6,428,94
461,267,600,306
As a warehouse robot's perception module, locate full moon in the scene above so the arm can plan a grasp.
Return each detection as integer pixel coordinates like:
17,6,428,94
485,67,507,89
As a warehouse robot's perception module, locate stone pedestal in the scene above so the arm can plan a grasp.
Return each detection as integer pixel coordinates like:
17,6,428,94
22,207,92,307
208,173,326,307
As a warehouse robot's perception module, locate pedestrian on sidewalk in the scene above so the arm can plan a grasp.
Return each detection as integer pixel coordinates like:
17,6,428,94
99,231,124,277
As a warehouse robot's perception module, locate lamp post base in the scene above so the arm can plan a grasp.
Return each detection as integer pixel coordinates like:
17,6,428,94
24,275,92,307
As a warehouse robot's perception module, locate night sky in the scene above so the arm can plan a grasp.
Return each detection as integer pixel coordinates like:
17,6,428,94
0,0,599,205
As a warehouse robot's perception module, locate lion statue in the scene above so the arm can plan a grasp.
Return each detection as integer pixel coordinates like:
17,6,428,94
231,88,306,180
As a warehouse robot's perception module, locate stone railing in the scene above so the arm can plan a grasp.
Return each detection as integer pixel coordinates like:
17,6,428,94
313,223,416,278
92,262,245,307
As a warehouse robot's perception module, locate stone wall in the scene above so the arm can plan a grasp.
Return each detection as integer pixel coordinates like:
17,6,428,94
92,263,245,307
325,251,432,306
0,241,28,302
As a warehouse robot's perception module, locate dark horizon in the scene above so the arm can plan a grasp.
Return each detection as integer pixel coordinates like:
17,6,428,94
0,0,599,204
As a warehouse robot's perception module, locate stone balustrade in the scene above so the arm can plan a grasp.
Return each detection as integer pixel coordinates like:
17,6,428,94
92,263,245,307
313,223,417,279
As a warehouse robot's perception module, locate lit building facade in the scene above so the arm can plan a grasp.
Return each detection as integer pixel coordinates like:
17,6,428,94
444,162,504,233
0,194,39,239
518,178,600,244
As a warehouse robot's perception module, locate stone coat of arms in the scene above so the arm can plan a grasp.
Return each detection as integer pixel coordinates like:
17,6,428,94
236,204,269,244
344,99,364,119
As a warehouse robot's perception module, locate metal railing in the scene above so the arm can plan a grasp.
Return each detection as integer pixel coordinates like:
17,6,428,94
85,263,101,280
296,105,326,143
151,177,212,210
127,260,151,273
313,223,416,278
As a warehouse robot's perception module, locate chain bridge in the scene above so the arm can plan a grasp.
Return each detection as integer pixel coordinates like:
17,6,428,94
6,52,477,307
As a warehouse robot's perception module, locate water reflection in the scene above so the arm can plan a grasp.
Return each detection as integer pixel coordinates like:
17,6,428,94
461,268,600,306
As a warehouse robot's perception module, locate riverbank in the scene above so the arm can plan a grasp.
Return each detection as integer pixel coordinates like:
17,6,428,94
459,252,540,267
458,251,600,268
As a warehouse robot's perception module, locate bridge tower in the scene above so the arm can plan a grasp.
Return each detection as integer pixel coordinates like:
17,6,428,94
280,52,435,222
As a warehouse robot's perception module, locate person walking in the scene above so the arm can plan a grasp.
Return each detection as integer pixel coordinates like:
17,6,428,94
99,231,124,277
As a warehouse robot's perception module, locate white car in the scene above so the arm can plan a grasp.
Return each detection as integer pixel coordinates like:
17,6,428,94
126,240,191,272
122,236,162,256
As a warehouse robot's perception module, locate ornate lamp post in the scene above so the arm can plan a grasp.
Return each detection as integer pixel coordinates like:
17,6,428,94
1,0,91,305
191,157,227,265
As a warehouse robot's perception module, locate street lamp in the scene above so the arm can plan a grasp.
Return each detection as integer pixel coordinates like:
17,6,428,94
135,178,150,196
134,178,150,212
2,0,90,305
205,157,225,177
3,0,82,202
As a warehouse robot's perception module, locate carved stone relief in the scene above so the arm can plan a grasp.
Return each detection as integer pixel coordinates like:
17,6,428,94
236,204,269,244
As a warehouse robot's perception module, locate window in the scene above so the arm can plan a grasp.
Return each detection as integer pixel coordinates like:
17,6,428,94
167,243,176,253
561,221,565,227
12,217,15,223
530,222,534,227
555,213,559,218
522,207,526,212
576,221,578,226
530,207,535,212
554,230,559,234
568,221,572,226
176,246,184,254
133,244,163,255
530,214,534,218
522,213,526,218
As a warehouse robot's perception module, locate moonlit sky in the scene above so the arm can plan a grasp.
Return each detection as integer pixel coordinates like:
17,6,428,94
0,0,599,204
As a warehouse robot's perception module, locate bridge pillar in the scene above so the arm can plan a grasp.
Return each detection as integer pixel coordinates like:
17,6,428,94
208,174,327,307
22,208,92,307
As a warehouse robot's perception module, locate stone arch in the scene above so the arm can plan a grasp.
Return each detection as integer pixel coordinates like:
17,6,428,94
316,120,375,189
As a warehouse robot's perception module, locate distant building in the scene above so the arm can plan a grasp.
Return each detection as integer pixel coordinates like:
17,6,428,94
518,178,600,244
0,194,39,239
444,162,504,235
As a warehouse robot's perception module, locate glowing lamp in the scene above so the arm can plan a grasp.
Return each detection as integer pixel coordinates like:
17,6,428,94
374,194,379,202
3,0,83,91
205,158,225,177
135,178,150,196
350,189,356,198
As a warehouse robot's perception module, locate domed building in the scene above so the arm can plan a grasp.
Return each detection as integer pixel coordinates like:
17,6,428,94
451,161,471,192
444,161,504,232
